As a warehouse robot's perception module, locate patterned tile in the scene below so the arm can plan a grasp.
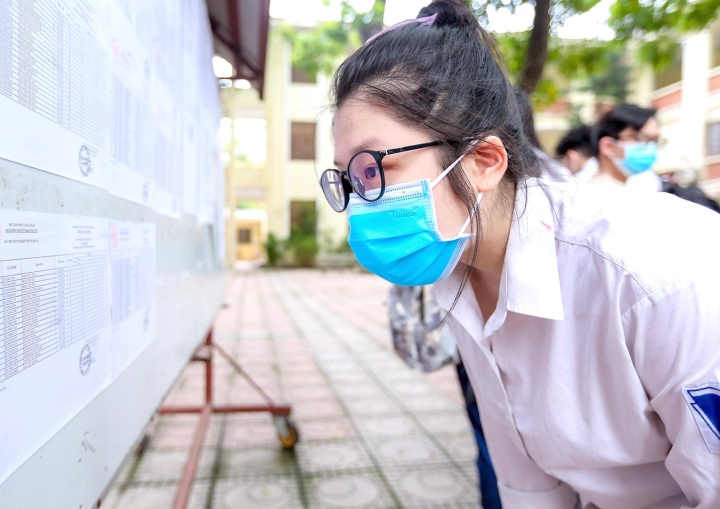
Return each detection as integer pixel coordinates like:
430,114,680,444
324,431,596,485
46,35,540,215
366,435,448,468
295,440,375,473
204,477,304,509
381,465,480,508
303,471,397,509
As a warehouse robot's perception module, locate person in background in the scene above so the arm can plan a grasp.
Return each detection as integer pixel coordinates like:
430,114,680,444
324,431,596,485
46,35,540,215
660,171,720,213
554,124,598,182
591,103,663,192
514,89,570,183
593,104,719,211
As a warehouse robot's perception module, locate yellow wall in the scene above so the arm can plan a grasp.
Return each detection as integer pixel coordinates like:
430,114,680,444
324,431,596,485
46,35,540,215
221,24,347,264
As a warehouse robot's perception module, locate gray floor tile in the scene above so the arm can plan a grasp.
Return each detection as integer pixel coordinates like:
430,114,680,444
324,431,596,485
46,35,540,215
304,471,398,509
381,464,480,508
366,435,448,468
295,439,375,473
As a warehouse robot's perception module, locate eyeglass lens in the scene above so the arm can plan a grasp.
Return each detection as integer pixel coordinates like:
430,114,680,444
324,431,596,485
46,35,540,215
348,152,382,200
320,170,347,212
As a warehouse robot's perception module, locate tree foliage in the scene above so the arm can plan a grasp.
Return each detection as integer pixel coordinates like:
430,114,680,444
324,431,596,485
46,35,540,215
282,0,719,102
279,0,385,81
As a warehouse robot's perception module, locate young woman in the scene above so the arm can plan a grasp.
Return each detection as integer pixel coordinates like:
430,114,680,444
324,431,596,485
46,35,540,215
319,1,720,507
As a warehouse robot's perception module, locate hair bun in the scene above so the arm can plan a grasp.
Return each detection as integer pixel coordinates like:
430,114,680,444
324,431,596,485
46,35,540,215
418,0,480,34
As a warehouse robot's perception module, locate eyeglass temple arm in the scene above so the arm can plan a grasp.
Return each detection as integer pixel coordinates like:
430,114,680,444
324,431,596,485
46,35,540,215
381,141,443,157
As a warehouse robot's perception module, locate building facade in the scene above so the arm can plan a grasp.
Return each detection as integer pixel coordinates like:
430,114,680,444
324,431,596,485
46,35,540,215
220,24,346,265
629,19,720,196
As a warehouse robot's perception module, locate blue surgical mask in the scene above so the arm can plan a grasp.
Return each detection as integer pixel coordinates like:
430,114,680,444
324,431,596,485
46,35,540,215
346,153,482,286
615,141,658,175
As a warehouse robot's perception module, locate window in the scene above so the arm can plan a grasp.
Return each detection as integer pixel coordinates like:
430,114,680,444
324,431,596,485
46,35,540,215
290,201,316,235
653,43,682,90
291,122,316,160
237,228,251,244
223,118,267,166
708,122,720,157
711,20,720,69
292,66,316,84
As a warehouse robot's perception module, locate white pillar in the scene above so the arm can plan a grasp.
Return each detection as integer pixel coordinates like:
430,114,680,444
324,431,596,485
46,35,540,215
680,31,710,174
315,72,350,253
265,35,291,238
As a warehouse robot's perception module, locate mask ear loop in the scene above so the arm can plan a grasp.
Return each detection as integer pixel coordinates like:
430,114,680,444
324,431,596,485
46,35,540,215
430,152,466,189
429,142,484,237
457,192,484,236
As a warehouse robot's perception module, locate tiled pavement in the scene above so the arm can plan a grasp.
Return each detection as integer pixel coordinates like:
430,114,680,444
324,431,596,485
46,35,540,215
102,269,480,509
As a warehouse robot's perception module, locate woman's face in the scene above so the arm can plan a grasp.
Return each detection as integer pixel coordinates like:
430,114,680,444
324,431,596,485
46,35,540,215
333,98,471,239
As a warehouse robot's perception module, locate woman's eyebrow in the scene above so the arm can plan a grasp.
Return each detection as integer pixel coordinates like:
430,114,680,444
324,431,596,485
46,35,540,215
333,136,386,167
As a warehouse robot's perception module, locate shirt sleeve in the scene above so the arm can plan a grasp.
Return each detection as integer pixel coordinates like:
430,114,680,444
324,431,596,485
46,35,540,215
623,278,720,508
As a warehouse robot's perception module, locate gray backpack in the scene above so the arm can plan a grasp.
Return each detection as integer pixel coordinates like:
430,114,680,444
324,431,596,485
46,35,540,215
387,285,458,372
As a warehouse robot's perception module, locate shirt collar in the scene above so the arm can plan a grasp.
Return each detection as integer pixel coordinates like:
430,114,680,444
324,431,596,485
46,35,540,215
504,179,564,321
436,178,564,331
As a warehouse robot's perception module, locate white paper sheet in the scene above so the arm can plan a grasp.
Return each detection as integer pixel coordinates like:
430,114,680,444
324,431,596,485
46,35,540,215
0,0,111,189
109,220,156,377
105,1,183,218
0,210,112,484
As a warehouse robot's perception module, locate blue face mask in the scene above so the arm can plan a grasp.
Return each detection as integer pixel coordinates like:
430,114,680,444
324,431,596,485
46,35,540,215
346,153,482,286
616,141,658,175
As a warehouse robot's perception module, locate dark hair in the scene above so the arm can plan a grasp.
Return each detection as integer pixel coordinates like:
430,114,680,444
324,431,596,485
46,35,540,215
555,124,593,158
514,88,541,150
591,104,656,156
332,0,539,185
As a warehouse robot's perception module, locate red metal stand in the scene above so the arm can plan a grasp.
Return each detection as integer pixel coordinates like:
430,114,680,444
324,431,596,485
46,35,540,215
158,330,297,509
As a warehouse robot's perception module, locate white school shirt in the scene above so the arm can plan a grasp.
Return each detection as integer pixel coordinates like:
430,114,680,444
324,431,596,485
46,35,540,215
574,157,598,183
435,179,720,508
541,155,599,185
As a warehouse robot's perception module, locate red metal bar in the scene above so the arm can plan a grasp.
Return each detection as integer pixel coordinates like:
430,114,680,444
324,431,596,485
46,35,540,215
172,404,212,509
213,404,291,417
158,406,205,415
212,341,275,405
205,331,213,404
158,326,294,509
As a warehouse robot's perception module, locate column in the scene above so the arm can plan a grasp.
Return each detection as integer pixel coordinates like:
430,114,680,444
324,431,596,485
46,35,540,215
86,252,108,333
16,0,59,123
0,0,15,100
69,254,87,343
2,260,22,380
0,262,5,383
681,31,711,174
55,254,71,350
20,256,58,371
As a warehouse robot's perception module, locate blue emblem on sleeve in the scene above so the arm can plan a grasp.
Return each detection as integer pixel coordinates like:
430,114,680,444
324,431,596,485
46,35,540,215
683,383,720,454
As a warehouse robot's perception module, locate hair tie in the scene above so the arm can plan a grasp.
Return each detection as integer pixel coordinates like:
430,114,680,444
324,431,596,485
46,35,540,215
365,13,437,44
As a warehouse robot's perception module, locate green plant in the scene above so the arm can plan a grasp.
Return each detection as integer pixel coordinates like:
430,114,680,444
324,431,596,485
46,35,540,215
264,233,283,268
288,234,319,267
334,238,351,253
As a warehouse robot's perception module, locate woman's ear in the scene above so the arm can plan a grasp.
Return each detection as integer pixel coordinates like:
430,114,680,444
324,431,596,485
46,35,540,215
463,135,508,193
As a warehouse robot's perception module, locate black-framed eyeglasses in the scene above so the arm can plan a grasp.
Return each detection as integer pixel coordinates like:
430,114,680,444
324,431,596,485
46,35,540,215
320,140,443,212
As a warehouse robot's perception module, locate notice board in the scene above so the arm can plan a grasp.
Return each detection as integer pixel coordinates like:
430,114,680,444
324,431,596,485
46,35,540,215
0,1,226,507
